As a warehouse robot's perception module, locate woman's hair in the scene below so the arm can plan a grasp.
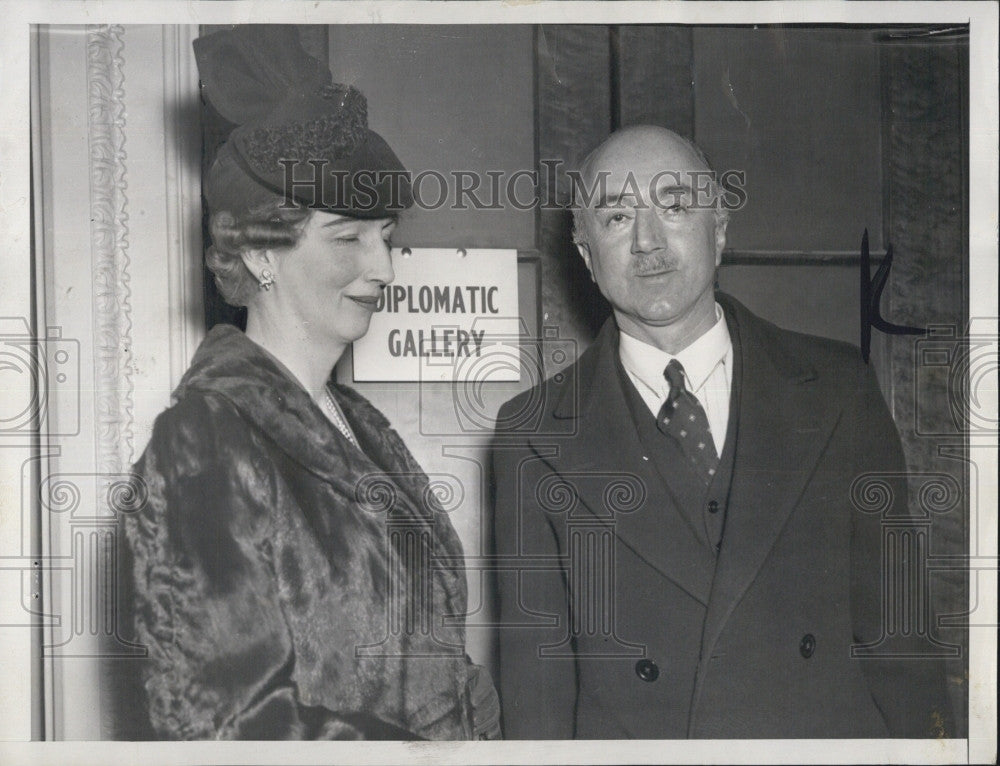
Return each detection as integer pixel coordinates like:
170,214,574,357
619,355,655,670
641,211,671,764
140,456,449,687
205,197,312,307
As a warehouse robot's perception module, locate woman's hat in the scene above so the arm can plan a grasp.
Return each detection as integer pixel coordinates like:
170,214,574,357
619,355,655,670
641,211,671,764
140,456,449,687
194,26,412,218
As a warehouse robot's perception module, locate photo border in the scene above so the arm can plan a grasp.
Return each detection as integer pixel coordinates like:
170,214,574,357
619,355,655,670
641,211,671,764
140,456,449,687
1,2,995,764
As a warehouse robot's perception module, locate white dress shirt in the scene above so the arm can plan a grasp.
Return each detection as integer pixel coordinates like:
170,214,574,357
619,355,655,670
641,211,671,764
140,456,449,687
619,304,733,456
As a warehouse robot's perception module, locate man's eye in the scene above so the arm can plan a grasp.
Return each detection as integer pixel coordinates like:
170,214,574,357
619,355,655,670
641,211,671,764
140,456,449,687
607,213,629,225
334,235,359,243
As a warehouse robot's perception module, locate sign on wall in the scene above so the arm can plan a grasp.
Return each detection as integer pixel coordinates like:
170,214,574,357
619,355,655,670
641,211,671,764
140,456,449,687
352,248,521,382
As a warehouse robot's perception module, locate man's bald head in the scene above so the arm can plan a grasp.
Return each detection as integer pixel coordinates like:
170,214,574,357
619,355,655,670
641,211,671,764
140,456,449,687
571,126,729,246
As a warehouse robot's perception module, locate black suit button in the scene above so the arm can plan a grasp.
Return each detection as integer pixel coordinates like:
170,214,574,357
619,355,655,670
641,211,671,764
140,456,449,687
635,659,659,682
800,634,816,658
707,500,720,514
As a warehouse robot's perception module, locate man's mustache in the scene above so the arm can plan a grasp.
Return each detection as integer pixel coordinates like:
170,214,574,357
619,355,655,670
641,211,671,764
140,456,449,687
632,253,678,274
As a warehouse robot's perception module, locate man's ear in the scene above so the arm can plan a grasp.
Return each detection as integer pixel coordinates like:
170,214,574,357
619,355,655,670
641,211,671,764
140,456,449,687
714,217,728,267
576,242,595,281
240,248,276,283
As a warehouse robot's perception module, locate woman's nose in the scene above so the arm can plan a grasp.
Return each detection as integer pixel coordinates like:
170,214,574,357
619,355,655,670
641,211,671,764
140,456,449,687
366,233,395,286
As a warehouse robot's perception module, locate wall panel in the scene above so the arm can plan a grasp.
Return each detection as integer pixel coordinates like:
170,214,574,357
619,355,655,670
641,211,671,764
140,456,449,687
329,25,536,250
881,35,970,732
693,27,884,254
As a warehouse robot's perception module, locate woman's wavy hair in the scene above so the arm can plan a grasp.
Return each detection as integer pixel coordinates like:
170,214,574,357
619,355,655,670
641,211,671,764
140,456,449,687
206,197,312,307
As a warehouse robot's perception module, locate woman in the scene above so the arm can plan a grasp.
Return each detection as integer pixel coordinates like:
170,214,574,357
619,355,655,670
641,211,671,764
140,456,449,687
122,27,499,740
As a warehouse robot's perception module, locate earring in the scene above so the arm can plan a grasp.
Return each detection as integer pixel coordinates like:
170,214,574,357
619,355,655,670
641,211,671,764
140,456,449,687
258,269,274,291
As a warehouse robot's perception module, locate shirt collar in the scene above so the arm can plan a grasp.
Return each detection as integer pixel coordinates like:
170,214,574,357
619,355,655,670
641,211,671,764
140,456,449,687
618,303,732,394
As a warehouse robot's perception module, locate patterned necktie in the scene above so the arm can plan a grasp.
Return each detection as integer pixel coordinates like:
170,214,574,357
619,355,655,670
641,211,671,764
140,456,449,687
657,359,719,484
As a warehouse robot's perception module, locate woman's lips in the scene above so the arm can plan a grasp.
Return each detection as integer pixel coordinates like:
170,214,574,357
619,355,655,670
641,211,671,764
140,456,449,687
347,295,380,309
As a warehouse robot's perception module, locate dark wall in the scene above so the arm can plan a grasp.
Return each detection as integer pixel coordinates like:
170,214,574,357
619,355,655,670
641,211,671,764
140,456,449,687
881,34,970,729
329,25,536,250
694,27,885,253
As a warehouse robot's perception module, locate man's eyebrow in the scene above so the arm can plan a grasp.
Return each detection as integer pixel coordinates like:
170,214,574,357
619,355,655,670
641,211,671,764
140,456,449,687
592,184,694,209
594,191,636,209
320,215,354,228
654,183,693,198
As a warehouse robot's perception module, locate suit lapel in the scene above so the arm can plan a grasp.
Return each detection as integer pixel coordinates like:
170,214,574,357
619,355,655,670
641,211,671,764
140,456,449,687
537,319,715,605
699,297,841,657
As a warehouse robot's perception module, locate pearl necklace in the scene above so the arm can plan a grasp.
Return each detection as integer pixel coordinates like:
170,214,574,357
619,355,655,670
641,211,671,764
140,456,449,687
323,389,358,447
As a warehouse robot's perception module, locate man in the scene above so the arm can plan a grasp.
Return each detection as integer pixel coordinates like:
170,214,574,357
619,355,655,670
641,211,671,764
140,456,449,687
491,126,952,738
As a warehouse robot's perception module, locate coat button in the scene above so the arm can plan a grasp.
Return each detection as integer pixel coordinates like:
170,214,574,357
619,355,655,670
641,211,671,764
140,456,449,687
800,633,816,658
635,659,659,682
707,500,720,514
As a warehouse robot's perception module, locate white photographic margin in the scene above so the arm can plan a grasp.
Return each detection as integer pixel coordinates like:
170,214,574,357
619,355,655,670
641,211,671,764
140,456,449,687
1,1,996,764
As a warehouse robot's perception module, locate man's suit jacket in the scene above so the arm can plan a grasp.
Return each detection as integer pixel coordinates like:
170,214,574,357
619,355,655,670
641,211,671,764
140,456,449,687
491,293,952,738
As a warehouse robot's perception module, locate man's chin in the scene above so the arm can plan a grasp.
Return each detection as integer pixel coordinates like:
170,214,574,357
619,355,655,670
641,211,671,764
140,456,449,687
613,297,718,342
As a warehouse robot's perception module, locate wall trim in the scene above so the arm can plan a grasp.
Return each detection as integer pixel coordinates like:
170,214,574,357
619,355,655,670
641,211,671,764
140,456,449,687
721,249,887,267
162,24,205,389
86,24,133,498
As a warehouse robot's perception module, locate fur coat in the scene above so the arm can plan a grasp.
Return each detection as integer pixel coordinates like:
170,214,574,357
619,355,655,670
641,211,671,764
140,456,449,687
123,324,496,740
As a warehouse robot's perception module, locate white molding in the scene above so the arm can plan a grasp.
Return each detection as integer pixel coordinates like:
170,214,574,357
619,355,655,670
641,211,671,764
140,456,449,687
31,24,56,743
86,24,133,495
